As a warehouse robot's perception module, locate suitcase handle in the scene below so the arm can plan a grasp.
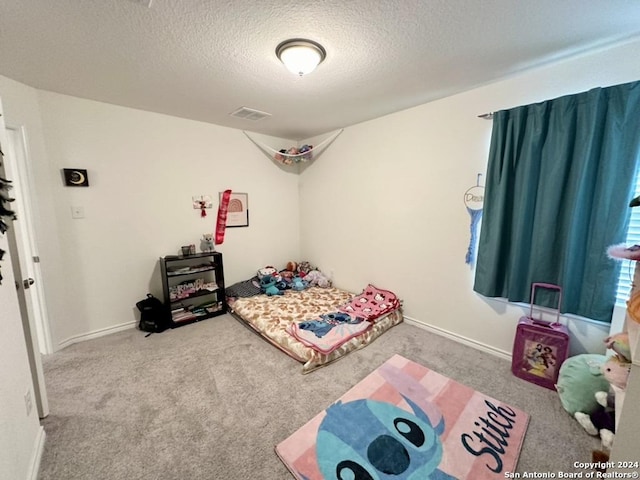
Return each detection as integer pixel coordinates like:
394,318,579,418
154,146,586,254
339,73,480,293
529,283,562,325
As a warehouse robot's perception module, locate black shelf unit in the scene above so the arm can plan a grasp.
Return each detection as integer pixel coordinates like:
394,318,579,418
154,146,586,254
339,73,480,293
160,251,226,328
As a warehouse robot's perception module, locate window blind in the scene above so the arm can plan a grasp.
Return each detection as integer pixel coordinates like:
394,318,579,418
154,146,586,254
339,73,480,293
615,174,640,305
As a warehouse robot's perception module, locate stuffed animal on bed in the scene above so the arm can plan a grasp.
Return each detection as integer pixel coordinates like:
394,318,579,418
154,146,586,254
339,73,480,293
305,270,332,288
260,275,283,296
297,261,314,276
291,276,308,291
258,266,277,278
285,261,298,272
280,270,295,282
280,262,298,283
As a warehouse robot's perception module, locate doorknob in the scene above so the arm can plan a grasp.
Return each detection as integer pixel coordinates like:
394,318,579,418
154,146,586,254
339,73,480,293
23,278,35,289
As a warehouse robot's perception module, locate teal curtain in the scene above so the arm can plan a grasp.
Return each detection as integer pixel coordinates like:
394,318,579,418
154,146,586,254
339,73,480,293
474,81,640,322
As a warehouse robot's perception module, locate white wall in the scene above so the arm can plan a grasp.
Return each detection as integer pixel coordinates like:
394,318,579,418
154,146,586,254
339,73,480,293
300,37,640,357
0,81,301,349
0,100,44,480
35,91,301,347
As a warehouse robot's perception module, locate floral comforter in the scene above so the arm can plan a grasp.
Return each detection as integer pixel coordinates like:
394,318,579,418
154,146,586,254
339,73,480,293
229,286,403,373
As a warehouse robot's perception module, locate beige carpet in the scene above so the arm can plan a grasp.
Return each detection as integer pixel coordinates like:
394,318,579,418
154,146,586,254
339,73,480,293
38,314,599,479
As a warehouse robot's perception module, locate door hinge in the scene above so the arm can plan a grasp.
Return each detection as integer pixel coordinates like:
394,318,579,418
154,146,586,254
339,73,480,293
33,256,40,263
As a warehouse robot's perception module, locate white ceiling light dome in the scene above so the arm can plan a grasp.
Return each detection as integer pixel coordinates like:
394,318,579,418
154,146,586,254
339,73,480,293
276,39,326,76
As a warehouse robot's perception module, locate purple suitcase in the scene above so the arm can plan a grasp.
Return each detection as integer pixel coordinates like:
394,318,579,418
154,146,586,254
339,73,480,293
511,283,569,390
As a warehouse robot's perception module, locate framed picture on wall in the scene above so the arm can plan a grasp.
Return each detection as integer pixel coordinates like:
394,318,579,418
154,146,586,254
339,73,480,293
63,168,89,187
220,192,249,227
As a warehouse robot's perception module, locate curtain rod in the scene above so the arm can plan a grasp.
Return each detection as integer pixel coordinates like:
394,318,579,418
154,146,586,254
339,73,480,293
477,112,494,120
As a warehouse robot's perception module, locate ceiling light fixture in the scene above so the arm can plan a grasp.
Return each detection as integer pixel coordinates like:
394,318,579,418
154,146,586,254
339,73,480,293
276,39,326,76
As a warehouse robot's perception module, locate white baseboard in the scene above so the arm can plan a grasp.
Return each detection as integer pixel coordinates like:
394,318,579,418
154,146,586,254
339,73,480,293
27,426,45,480
57,321,136,351
403,315,512,361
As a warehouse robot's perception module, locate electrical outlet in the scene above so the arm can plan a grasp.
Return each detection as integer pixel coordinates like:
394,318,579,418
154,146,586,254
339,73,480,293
24,389,33,416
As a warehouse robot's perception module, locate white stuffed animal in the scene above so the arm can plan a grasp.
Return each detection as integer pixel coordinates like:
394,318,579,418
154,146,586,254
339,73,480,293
304,270,332,288
201,233,215,252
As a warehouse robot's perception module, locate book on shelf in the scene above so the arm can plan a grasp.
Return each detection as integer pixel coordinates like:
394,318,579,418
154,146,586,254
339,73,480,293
172,309,196,322
167,266,192,275
166,262,216,276
169,279,218,301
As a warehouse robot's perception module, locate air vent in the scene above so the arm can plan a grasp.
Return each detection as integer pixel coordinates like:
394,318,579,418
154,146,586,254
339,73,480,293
129,0,153,7
229,107,272,121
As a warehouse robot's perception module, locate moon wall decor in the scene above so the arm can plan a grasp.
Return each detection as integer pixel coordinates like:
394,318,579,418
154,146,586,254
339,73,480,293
63,168,89,187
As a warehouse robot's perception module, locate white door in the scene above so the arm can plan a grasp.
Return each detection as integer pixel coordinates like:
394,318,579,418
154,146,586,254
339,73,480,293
4,127,52,354
1,121,50,418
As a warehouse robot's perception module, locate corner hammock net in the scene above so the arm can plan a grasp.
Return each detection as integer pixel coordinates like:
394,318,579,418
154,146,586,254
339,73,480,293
243,129,343,167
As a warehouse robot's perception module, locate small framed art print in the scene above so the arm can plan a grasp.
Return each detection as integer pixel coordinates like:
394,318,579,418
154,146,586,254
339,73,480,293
220,192,249,227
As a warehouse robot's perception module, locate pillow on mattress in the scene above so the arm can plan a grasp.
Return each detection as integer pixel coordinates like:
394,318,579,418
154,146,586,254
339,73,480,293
225,276,262,298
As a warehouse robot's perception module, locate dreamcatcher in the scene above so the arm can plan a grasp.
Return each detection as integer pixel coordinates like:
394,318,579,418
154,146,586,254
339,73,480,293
464,174,484,266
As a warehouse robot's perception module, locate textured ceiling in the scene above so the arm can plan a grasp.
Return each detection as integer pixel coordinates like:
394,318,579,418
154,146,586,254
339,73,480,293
1,0,640,140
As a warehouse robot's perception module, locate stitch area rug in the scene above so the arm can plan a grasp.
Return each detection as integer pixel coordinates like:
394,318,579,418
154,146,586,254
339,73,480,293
275,354,529,480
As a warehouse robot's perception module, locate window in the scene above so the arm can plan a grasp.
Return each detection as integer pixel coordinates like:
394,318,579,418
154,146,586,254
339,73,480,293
474,80,640,323
615,174,640,305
